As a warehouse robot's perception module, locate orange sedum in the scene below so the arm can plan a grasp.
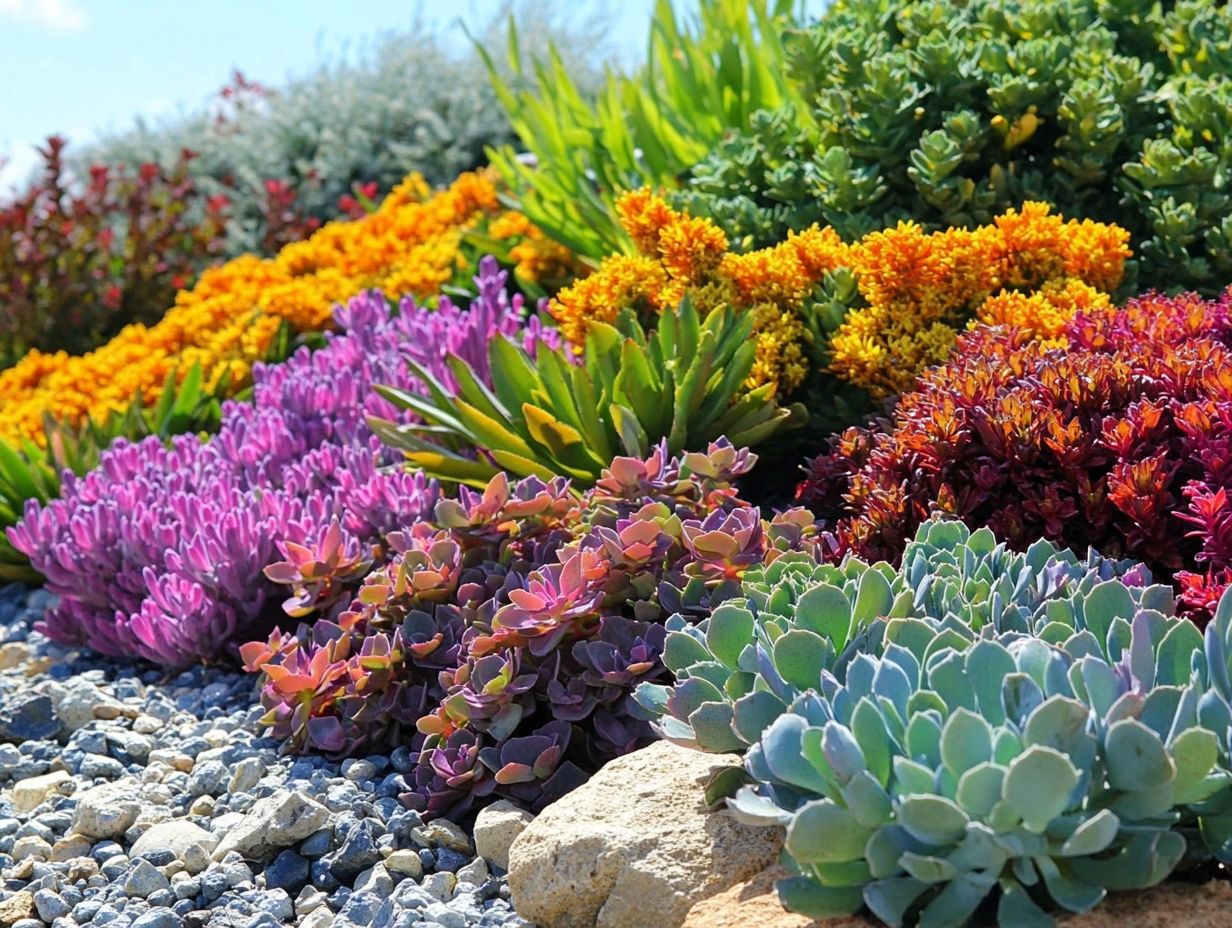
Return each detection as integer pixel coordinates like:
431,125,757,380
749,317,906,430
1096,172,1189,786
0,171,558,447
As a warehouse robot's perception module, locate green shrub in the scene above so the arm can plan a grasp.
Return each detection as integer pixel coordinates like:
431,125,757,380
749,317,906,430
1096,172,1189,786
676,0,1232,293
480,0,810,260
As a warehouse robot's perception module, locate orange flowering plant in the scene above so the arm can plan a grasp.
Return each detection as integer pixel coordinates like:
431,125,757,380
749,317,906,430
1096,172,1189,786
0,170,562,450
552,191,1131,404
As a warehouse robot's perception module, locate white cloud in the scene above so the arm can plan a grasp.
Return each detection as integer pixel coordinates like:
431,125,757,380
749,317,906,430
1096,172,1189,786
0,0,87,31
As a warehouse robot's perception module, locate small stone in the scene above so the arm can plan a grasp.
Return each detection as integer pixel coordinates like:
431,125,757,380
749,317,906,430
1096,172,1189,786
186,760,227,797
421,903,466,928
9,770,72,815
147,749,195,773
32,889,70,921
298,910,333,928
50,833,94,862
126,858,172,897
472,801,533,870
420,871,456,902
188,795,215,816
433,847,469,873
0,640,30,669
130,909,184,928
133,715,164,734
384,849,424,879
0,693,61,742
227,757,265,793
412,819,472,854
354,862,394,896
131,821,218,875
295,887,327,916
66,855,100,881
455,857,489,887
46,678,126,732
11,835,51,860
341,758,378,781
211,790,330,862
338,891,390,927
71,779,142,839
329,821,383,882
264,849,309,892
250,889,294,922
0,892,35,926
298,827,333,858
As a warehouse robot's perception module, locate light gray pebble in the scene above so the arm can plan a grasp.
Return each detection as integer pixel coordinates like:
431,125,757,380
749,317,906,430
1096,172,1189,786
125,858,171,897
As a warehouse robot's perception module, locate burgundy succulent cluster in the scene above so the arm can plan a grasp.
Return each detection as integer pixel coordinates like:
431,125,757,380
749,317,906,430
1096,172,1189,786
242,439,823,819
9,257,557,665
797,287,1232,623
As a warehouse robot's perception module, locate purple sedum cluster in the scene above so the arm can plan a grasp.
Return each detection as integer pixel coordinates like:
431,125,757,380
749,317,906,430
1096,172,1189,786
9,257,557,666
242,439,824,819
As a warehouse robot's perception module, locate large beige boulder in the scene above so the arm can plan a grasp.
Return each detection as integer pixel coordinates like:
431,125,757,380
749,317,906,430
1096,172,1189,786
507,741,782,928
683,865,1232,928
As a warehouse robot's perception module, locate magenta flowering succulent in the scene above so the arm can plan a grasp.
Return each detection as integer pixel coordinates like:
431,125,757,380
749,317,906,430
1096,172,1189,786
245,439,826,818
10,257,556,666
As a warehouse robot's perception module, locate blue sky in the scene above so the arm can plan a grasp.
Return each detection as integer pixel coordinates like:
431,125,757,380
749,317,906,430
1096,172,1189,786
0,0,655,190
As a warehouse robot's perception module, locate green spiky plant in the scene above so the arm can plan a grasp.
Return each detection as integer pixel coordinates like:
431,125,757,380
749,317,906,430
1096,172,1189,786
475,0,811,261
371,298,806,489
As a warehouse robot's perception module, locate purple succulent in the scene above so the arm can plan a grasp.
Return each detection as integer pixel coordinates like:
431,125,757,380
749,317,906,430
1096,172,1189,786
10,257,556,666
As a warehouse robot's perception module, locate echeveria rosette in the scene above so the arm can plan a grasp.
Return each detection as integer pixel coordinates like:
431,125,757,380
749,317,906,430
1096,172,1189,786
636,519,1163,755
10,257,554,666
726,587,1232,927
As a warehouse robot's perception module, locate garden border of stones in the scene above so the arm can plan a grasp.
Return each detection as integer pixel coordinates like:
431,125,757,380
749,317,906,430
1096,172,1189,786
0,584,535,928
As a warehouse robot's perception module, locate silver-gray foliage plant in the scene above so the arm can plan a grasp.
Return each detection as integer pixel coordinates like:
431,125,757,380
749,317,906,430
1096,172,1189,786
635,519,1232,927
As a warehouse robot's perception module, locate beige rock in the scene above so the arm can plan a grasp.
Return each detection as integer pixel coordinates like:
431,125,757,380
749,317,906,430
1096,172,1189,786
299,909,334,928
71,778,142,839
0,890,34,927
10,835,51,861
9,770,71,814
131,820,218,874
51,833,95,862
0,642,29,670
682,866,1232,928
211,789,330,862
507,741,782,928
385,849,424,879
473,800,534,870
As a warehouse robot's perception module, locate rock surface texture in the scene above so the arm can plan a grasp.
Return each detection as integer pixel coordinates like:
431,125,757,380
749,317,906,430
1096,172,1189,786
507,740,782,928
681,866,1232,928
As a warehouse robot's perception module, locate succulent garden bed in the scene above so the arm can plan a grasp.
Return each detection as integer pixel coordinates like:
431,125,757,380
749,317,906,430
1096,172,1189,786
6,1,1232,927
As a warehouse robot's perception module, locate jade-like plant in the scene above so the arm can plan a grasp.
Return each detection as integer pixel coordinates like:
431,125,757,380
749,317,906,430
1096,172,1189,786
372,297,805,488
636,519,1152,753
639,518,1232,925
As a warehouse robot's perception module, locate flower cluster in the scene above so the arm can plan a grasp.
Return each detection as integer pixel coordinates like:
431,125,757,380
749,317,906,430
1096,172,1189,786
0,136,227,367
242,439,823,818
8,258,558,665
551,189,848,393
0,171,559,448
799,287,1232,623
828,203,1129,397
551,193,1128,399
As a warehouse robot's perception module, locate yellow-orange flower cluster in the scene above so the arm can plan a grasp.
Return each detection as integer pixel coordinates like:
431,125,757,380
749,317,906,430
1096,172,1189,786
551,190,849,393
0,171,558,447
829,202,1130,396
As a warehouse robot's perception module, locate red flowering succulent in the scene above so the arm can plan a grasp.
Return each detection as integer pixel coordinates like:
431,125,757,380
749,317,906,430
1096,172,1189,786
798,288,1232,624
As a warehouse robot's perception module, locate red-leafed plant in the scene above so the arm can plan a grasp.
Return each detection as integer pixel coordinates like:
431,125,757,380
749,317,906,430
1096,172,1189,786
798,288,1232,624
0,136,228,366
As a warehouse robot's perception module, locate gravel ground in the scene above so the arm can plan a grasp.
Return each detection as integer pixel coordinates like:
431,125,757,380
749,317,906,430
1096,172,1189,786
0,583,532,928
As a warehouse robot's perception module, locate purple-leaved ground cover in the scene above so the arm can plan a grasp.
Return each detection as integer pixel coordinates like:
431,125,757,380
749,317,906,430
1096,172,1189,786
9,257,557,665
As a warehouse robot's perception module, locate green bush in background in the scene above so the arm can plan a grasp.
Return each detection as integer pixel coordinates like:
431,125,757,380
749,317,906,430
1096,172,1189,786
74,4,609,258
675,0,1232,293
479,0,812,261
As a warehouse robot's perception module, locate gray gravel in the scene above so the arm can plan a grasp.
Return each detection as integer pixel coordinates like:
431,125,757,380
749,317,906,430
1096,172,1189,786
0,583,532,928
